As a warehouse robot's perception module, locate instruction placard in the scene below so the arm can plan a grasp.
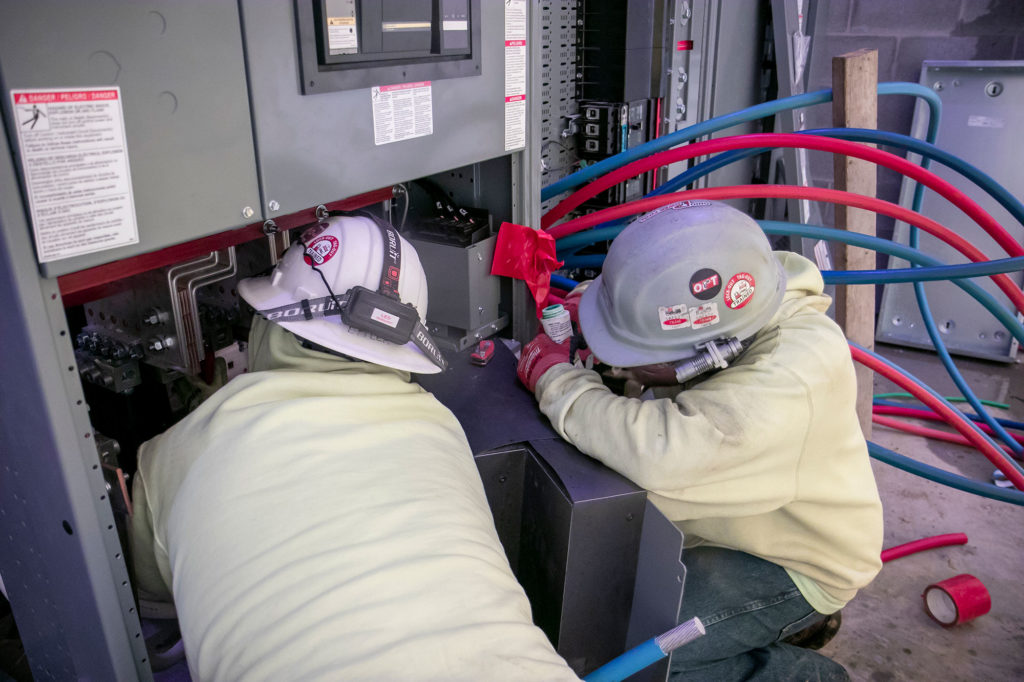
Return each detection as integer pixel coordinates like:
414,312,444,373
11,87,138,263
371,81,433,146
504,0,527,151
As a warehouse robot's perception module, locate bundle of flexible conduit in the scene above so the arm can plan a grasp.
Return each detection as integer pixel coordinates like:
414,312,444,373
541,82,1024,507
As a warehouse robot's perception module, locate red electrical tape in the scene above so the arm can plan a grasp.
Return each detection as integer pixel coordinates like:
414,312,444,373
923,574,992,626
546,187,1024,317
881,533,968,563
540,134,1024,263
850,345,1024,491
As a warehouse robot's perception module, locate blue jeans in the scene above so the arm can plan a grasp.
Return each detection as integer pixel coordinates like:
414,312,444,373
668,546,849,682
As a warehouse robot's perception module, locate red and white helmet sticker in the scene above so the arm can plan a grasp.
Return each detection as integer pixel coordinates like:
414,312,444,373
689,302,720,329
724,273,756,309
689,268,721,300
303,235,340,266
658,303,692,330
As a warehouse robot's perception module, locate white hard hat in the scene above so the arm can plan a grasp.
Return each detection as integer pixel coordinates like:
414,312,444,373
239,215,446,373
577,200,786,367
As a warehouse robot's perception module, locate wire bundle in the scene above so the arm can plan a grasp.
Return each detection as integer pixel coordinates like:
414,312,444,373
540,82,1024,506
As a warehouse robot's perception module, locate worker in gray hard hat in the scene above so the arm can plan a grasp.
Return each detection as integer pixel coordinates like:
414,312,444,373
130,215,580,681
518,200,883,681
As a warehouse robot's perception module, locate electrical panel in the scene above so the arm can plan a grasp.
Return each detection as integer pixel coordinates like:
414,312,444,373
296,0,481,93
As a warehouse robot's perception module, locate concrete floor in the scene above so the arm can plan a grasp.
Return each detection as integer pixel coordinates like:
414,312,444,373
821,343,1024,681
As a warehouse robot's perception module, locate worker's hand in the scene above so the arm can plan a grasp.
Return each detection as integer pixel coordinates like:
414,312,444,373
517,333,571,392
562,280,592,323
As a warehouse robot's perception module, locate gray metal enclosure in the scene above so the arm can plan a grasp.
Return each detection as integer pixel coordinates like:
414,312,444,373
0,1,540,679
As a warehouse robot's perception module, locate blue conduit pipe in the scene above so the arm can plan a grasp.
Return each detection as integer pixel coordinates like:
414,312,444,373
874,399,1024,432
541,82,941,201
550,273,580,291
820,257,1024,285
561,252,1024,287
850,341,1024,477
584,618,705,682
558,124,1024,256
648,128,1024,225
561,220,1024,348
868,441,1024,506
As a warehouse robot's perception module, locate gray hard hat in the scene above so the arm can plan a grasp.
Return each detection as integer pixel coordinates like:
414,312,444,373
577,200,786,367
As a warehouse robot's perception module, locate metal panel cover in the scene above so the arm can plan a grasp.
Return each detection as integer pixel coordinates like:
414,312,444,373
0,0,261,278
877,61,1024,361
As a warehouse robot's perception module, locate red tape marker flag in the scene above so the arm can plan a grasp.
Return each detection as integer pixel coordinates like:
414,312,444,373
491,222,564,317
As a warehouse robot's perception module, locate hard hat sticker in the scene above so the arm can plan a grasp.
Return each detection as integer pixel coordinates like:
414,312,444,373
636,199,713,223
724,273,756,309
303,235,340,266
300,221,330,242
689,302,720,329
658,303,692,330
689,268,722,300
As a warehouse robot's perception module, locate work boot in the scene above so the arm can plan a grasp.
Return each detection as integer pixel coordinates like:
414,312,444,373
782,610,842,650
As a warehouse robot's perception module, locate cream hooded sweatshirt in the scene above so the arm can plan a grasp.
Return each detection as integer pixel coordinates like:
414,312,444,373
536,252,883,615
131,316,579,681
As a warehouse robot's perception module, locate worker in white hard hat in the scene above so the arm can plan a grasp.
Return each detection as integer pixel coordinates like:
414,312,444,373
130,215,580,681
518,200,883,681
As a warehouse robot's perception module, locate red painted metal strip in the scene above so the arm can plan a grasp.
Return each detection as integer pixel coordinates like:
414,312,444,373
58,187,393,306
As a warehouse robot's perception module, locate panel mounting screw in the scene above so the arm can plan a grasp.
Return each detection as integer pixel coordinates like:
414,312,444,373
263,220,278,235
268,200,280,211
985,81,1003,97
242,206,254,219
315,204,329,220
933,81,944,91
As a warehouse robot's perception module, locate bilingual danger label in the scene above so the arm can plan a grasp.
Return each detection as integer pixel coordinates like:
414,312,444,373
11,87,138,263
658,303,691,330
724,273,756,309
504,0,527,151
372,81,433,145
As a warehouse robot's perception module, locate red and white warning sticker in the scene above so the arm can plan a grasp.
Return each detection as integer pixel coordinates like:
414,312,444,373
724,273,756,309
689,302,720,329
303,235,339,265
658,303,692,330
371,81,433,146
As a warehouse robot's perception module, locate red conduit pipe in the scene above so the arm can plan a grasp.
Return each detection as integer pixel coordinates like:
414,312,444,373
874,405,1024,447
546,187,1024,316
872,414,1016,455
881,533,969,563
540,134,1024,261
850,344,1024,491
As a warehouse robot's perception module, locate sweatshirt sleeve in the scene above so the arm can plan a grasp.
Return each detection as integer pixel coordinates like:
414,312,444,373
535,357,814,518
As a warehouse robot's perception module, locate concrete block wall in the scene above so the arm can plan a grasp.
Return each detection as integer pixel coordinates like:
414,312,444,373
803,0,1024,240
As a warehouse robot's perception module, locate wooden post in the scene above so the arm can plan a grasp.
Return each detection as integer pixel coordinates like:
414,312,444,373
832,49,877,438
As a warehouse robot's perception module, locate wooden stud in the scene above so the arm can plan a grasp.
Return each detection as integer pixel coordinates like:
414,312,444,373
832,48,878,438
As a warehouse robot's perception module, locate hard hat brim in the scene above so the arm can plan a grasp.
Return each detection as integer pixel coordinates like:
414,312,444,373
239,275,442,374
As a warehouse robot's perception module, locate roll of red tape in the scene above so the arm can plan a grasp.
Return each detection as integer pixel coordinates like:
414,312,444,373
922,574,991,626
